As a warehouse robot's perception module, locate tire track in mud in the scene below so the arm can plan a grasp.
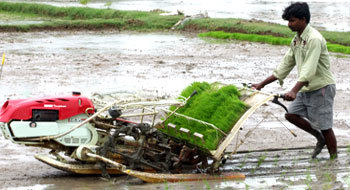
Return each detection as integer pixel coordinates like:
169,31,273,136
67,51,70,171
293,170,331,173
222,147,350,189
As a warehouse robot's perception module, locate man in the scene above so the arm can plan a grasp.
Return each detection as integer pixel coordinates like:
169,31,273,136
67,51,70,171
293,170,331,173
252,2,337,159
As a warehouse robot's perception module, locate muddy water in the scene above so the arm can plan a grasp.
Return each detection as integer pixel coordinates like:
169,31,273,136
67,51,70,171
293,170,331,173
0,32,205,101
7,0,350,32
0,31,350,189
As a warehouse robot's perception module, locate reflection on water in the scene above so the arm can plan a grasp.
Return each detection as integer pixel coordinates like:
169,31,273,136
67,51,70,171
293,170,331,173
0,32,200,55
0,32,202,103
0,21,44,25
6,0,350,31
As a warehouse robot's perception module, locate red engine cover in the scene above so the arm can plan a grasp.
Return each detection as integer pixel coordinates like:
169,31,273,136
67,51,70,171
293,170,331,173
0,94,95,122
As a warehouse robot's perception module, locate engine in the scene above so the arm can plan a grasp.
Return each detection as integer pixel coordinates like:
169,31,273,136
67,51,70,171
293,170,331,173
0,92,97,147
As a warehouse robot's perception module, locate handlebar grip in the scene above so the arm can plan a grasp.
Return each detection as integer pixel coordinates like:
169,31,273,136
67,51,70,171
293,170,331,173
279,94,286,100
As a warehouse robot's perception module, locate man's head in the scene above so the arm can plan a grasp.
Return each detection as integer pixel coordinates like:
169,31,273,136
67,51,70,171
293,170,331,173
282,2,310,33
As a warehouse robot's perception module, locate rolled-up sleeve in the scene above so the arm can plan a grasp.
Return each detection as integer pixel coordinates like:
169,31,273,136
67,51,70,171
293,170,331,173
297,39,321,83
273,48,295,86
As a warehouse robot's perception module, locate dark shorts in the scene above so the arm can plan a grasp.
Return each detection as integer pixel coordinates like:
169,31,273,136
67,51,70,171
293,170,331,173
288,84,336,130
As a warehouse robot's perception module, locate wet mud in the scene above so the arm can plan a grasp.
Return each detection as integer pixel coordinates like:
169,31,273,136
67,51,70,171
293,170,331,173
0,31,349,189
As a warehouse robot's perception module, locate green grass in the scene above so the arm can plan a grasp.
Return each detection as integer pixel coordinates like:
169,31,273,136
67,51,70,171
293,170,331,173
199,31,350,54
180,18,350,46
159,82,247,151
178,18,294,37
257,154,266,167
0,2,122,19
0,2,182,31
321,31,350,46
0,10,47,21
327,43,350,54
199,31,292,45
0,16,180,32
79,0,90,6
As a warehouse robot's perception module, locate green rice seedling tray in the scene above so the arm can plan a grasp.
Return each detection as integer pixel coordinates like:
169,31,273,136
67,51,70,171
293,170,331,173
159,82,248,151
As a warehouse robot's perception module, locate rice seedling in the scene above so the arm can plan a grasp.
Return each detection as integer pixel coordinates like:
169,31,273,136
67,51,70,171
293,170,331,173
199,31,350,55
257,154,266,167
160,82,248,151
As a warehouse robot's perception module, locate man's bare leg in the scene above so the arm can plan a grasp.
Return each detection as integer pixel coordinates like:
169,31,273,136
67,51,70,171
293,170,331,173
321,128,338,159
285,113,325,158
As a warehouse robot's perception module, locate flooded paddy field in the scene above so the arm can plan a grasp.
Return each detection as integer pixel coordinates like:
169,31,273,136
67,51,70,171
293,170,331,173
0,31,350,189
5,0,350,32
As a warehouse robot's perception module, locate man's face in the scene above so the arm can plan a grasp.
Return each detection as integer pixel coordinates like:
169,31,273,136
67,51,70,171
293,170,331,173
287,17,306,32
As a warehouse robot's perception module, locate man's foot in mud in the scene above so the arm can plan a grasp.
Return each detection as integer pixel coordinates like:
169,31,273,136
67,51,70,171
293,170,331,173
312,138,326,159
330,153,338,160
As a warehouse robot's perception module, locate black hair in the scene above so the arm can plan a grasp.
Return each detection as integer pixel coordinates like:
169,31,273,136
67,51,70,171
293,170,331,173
282,2,310,23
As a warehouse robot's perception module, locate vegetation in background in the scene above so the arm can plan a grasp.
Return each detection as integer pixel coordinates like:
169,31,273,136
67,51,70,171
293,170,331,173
199,31,350,54
104,1,113,9
0,2,349,54
199,31,292,45
79,0,90,6
0,10,46,22
0,2,182,31
178,18,350,46
326,43,350,55
0,2,122,19
178,18,294,38
160,82,247,151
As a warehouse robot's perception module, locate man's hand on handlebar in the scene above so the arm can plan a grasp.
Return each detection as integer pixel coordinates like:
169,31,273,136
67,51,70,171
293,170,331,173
284,91,297,101
251,83,264,90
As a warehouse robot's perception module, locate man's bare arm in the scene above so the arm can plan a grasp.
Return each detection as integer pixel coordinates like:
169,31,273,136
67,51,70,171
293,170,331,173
284,81,308,101
252,75,277,90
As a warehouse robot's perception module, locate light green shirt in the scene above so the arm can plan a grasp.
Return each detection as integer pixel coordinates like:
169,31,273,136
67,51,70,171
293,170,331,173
273,25,335,92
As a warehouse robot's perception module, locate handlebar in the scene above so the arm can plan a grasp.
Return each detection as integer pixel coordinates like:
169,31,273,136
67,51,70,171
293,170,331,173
276,94,286,100
272,94,288,113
